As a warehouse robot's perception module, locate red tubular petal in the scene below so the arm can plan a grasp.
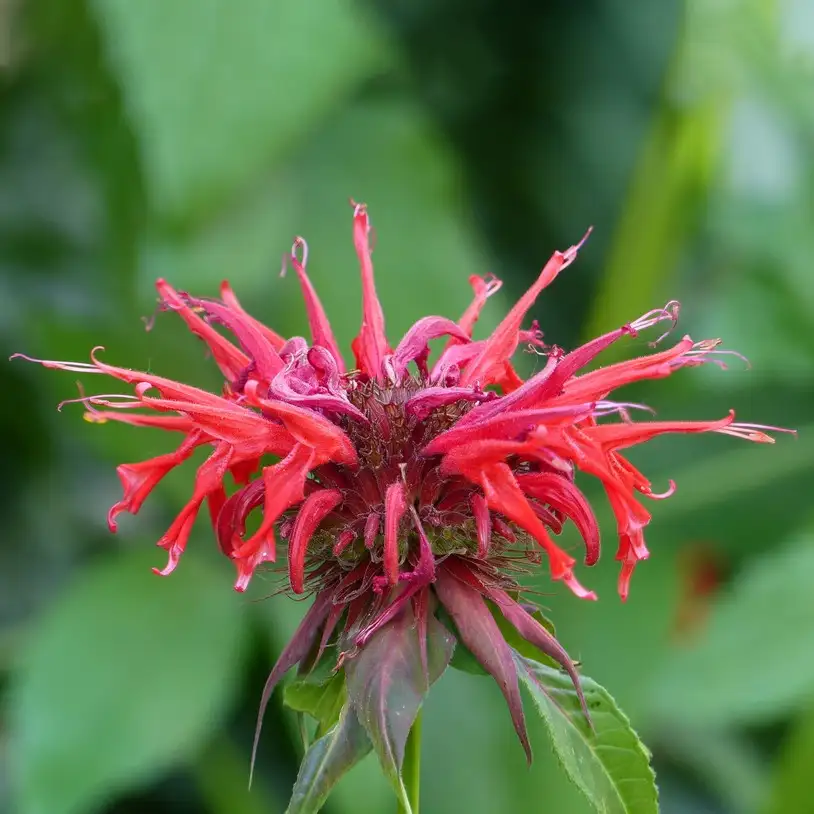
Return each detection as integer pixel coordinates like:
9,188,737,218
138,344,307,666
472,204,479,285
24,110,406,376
250,590,333,786
383,480,407,585
423,404,594,457
435,566,531,763
471,493,491,558
460,233,589,387
134,395,293,457
153,442,234,572
491,516,516,543
83,411,197,432
219,281,287,351
269,366,367,423
457,274,502,338
181,296,285,382
516,472,601,566
333,528,356,556
392,316,470,379
351,203,390,379
156,280,249,381
561,336,695,402
586,413,736,451
245,385,357,467
108,431,206,530
288,488,343,594
289,241,346,372
470,462,582,589
86,347,246,407
364,512,380,549
236,445,316,565
405,386,495,420
215,478,265,557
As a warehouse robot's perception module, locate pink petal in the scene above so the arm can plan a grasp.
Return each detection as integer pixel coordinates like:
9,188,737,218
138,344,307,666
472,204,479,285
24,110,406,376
350,203,390,379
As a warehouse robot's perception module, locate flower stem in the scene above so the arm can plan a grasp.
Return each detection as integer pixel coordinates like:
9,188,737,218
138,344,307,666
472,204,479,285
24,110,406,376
399,711,422,813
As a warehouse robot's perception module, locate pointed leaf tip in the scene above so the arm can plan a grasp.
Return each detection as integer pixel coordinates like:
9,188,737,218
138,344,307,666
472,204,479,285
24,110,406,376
285,703,372,814
515,654,658,814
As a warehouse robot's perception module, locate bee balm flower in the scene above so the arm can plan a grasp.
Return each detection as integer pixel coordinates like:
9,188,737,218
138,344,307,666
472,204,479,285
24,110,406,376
14,203,789,768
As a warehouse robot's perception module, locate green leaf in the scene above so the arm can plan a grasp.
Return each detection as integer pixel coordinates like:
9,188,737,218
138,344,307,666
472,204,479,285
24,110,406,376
763,700,814,814
284,669,347,740
7,548,247,814
515,654,659,814
345,603,455,809
286,702,372,814
649,534,814,727
91,0,387,218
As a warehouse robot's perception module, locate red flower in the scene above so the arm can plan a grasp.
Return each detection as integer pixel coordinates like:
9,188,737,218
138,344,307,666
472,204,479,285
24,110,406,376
14,203,791,768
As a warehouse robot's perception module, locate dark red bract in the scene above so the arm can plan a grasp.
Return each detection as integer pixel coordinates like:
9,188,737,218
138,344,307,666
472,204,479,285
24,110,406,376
14,203,790,765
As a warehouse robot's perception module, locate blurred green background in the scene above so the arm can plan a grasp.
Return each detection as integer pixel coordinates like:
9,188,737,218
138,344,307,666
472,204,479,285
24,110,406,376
2,1,814,812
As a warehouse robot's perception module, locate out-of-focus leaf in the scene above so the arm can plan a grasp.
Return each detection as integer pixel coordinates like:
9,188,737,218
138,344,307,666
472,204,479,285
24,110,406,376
138,97,502,354
90,0,387,219
7,548,247,814
345,603,454,808
515,655,659,814
650,533,814,727
657,726,768,814
763,700,814,814
284,669,347,740
286,703,371,814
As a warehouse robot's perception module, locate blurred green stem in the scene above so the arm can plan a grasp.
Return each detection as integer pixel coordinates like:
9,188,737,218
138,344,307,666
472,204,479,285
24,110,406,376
399,712,422,813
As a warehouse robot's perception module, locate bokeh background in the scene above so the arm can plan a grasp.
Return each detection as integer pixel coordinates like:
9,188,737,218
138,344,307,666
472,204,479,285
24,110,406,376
2,1,814,812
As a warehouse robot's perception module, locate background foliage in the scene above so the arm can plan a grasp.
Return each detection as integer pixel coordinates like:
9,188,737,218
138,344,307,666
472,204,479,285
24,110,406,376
1,1,813,812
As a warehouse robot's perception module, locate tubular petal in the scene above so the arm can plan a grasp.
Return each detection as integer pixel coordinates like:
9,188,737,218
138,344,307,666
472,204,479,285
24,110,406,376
383,480,407,585
219,281,287,350
471,493,492,558
457,274,503,338
156,279,249,381
237,445,316,563
392,316,469,379
460,233,589,387
288,239,346,372
351,203,390,378
108,430,207,530
288,488,343,594
516,472,601,566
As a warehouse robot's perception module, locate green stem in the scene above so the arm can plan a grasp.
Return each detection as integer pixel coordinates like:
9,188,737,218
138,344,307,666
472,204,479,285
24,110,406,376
399,711,422,813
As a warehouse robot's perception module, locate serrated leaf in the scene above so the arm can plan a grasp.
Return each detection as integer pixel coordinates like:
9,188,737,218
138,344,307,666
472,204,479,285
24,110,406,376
345,602,454,809
91,0,386,218
515,654,658,814
286,703,372,814
650,535,814,727
284,670,347,740
7,548,247,814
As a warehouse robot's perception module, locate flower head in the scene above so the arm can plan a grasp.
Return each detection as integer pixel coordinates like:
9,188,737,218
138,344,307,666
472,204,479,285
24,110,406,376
14,203,791,770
